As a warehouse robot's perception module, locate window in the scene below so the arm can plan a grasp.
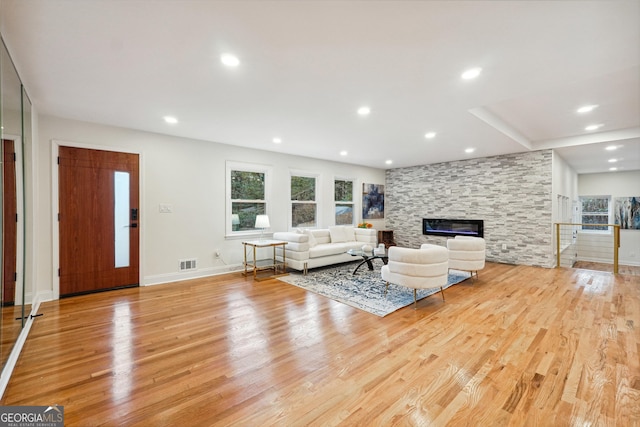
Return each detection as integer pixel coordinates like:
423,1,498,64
227,162,270,234
291,174,317,228
334,179,354,225
579,196,611,231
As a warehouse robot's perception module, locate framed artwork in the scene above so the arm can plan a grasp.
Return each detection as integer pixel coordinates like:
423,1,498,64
363,183,384,219
613,196,640,230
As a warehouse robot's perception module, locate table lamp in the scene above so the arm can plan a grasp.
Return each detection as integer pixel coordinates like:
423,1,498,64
255,214,270,240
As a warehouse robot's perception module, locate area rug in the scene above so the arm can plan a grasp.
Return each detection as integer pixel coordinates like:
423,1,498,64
277,263,469,317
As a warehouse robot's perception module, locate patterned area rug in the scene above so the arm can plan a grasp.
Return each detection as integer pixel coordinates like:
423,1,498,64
277,262,469,317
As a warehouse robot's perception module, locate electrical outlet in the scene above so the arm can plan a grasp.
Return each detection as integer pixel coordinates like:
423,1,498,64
502,243,507,250
215,249,221,258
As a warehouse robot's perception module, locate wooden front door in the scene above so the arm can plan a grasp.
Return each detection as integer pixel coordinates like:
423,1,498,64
2,139,17,305
58,146,139,296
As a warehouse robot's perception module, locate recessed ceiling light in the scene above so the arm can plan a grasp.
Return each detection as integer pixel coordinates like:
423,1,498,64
385,160,393,165
608,158,618,163
577,104,598,113
163,116,178,124
220,53,240,67
272,137,282,144
605,145,618,151
340,150,348,156
357,106,371,116
465,148,475,154
609,167,618,171
461,67,482,80
424,132,437,139
585,124,603,131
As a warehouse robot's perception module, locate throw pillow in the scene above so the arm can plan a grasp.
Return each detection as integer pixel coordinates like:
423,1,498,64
343,226,356,242
304,229,318,247
328,225,347,243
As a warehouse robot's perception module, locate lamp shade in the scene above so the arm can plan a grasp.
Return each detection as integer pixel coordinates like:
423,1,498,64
255,214,270,229
231,214,240,225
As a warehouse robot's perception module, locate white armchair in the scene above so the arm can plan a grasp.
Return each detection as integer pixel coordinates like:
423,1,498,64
381,244,449,308
445,236,486,280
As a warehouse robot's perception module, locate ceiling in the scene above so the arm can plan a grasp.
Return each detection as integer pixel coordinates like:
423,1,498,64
1,0,639,173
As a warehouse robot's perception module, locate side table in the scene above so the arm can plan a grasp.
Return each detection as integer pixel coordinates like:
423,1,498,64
378,229,397,249
242,239,288,281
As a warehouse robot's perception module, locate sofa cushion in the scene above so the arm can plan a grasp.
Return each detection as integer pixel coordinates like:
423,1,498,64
344,241,365,251
354,227,377,244
304,229,318,247
329,226,347,243
310,229,331,244
309,243,346,258
343,226,356,242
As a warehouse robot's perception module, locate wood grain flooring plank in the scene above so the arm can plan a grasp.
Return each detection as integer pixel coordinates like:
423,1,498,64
1,262,639,426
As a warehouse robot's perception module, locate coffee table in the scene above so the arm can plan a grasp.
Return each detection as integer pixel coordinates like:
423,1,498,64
346,249,388,275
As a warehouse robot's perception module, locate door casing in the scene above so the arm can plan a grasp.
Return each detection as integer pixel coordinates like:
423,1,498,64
51,140,144,300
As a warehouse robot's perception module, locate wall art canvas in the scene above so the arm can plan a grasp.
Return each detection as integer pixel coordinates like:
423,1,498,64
614,196,640,230
363,183,384,219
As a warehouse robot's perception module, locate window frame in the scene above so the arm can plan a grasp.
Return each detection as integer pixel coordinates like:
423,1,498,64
578,195,612,233
226,161,272,237
289,170,320,230
334,177,355,226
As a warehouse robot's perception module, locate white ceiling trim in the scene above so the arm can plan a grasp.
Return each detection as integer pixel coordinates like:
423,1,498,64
468,107,533,150
533,127,640,150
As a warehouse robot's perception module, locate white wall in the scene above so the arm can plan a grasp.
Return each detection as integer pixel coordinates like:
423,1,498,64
552,152,579,267
552,152,578,223
578,170,640,266
34,115,385,300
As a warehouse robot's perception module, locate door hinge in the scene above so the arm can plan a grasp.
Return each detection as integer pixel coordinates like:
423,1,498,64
57,156,60,165
14,272,17,282
58,268,60,277
15,213,18,222
58,213,60,221
12,152,16,162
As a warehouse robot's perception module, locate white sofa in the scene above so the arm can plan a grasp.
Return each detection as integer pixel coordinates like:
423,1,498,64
273,226,377,274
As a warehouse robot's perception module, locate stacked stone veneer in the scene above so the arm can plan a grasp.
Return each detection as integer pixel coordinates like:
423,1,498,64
385,150,554,267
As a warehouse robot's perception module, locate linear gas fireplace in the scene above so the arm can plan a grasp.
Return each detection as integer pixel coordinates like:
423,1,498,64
422,218,484,238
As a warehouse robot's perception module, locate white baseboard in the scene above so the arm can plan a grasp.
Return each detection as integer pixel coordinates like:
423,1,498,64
143,263,244,286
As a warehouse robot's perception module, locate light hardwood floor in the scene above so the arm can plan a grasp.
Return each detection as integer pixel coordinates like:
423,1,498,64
572,261,640,276
2,262,639,426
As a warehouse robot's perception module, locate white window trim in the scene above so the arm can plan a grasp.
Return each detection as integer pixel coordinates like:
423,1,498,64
578,195,612,234
289,170,321,230
334,176,355,226
226,161,272,238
